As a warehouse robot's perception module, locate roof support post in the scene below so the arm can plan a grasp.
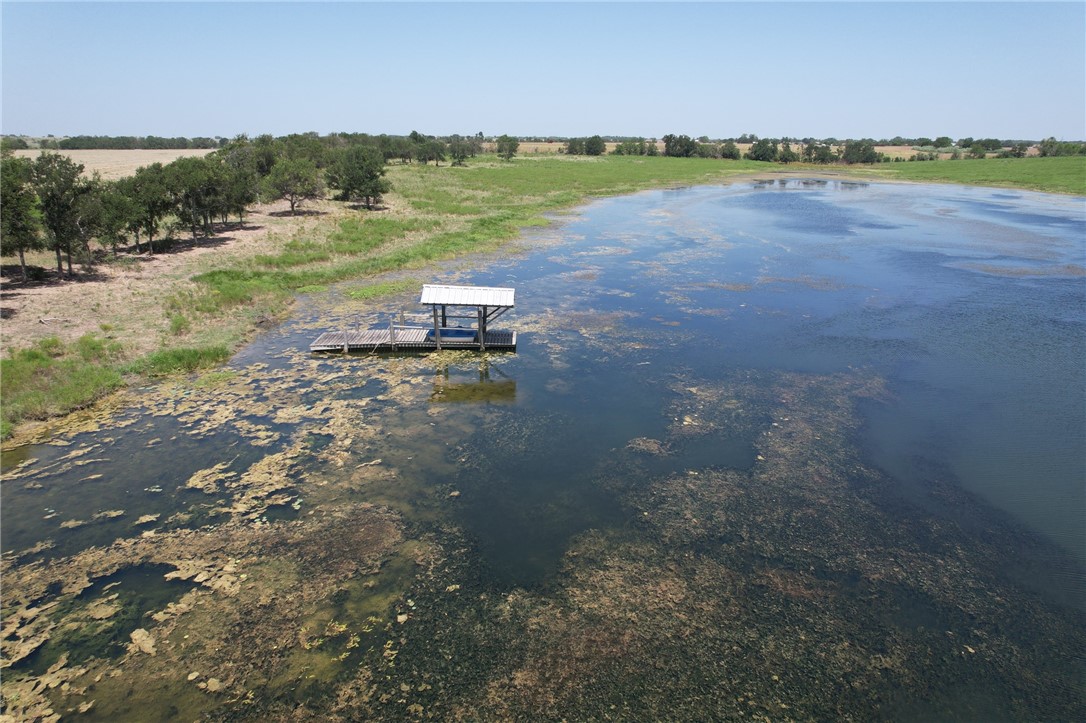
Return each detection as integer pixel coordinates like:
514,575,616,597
478,306,486,351
432,305,442,350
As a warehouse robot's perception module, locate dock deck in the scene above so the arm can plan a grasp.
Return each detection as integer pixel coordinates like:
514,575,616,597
310,326,516,353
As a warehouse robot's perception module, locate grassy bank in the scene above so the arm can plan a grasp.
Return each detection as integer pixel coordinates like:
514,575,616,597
3,153,1081,439
864,156,1086,195
187,156,772,314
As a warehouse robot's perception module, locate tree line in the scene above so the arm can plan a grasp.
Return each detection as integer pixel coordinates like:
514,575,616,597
1,135,223,151
556,133,1085,164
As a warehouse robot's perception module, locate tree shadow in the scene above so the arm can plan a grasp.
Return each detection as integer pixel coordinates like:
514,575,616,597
0,265,111,287
345,203,389,212
150,234,235,256
267,209,327,218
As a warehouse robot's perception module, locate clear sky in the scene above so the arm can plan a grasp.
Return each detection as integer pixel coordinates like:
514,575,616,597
2,1,1084,141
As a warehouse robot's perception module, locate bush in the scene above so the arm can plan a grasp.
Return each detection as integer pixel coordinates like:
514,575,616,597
127,345,231,376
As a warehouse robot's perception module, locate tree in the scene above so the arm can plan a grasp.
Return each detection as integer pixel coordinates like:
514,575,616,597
720,141,741,160
778,142,798,163
0,154,43,281
264,157,324,214
166,156,224,241
565,137,585,155
252,134,282,176
968,143,988,159
934,136,953,149
94,181,139,256
447,135,472,166
746,138,779,162
32,152,87,276
327,145,390,208
281,132,328,167
214,142,260,222
126,163,175,254
584,135,606,156
416,139,447,166
663,134,697,157
496,135,519,160
813,144,838,164
956,137,975,149
841,139,880,164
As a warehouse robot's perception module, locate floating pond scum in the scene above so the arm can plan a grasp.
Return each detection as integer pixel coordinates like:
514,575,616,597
310,284,517,353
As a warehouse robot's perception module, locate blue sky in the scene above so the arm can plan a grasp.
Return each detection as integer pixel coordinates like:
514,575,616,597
3,2,1084,140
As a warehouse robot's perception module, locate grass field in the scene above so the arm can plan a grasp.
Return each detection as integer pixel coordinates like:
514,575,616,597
867,155,1086,195
2,152,1083,439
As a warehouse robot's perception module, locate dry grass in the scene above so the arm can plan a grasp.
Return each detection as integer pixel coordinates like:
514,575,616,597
10,148,217,179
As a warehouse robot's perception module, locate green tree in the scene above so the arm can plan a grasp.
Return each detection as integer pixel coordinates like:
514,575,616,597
32,152,87,276
496,135,519,160
0,154,43,281
746,138,779,162
968,143,988,159
1,136,29,151
934,136,953,149
813,144,837,164
584,135,606,156
447,136,472,166
565,138,585,155
841,139,880,164
721,141,741,160
281,132,328,167
94,180,139,256
126,163,175,254
327,145,390,208
214,143,260,223
264,157,324,215
251,134,282,176
416,139,447,166
166,156,223,241
778,142,798,163
662,134,697,157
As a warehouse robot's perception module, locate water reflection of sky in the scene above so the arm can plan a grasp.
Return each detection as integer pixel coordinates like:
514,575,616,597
499,180,1085,567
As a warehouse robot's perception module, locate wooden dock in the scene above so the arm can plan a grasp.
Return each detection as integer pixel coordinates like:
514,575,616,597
310,326,516,353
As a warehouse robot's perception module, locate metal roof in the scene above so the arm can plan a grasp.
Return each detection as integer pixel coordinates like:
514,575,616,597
419,284,515,307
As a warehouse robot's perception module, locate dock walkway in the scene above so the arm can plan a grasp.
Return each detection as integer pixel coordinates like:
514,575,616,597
310,326,516,353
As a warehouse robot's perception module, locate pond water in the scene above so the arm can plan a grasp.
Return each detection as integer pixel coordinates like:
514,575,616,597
3,178,1084,720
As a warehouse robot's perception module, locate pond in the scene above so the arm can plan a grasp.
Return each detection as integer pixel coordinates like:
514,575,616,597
2,178,1084,721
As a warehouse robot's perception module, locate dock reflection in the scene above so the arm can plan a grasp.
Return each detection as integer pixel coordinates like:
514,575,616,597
431,360,516,404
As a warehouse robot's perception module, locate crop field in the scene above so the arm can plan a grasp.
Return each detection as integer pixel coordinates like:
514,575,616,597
11,148,216,179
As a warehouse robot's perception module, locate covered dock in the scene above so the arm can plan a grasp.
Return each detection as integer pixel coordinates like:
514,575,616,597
309,283,517,353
